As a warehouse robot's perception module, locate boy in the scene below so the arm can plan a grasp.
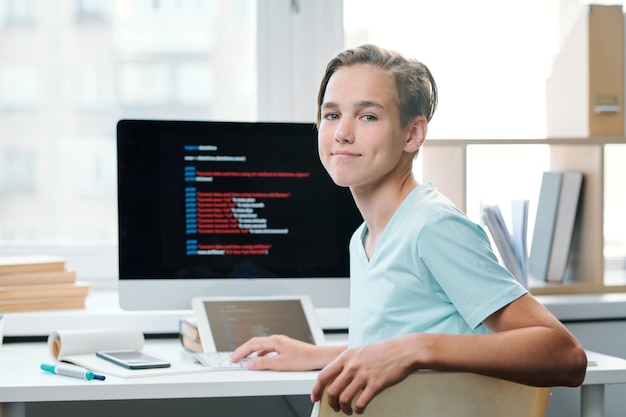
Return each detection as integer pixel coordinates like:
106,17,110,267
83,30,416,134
232,44,587,415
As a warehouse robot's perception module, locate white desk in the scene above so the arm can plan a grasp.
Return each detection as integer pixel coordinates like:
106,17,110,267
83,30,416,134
579,350,626,417
1,340,625,417
0,339,315,398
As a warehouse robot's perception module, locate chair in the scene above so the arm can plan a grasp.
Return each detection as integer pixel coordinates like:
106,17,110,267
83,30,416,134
310,371,551,417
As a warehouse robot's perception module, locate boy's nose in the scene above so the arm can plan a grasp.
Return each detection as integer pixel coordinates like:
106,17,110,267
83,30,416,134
335,121,354,143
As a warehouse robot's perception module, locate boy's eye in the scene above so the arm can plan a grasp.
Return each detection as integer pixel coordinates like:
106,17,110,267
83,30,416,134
324,113,339,120
362,114,377,122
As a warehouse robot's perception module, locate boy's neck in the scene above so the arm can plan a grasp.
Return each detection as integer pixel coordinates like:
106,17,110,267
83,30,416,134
353,173,418,255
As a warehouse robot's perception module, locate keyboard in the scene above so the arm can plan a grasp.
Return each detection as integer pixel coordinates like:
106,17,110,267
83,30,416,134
193,352,248,370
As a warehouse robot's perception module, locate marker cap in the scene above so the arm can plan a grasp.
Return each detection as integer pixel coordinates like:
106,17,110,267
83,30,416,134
40,363,55,373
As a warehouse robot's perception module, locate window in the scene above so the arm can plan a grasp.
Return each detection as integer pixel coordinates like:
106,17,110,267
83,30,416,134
0,149,37,193
0,0,256,244
4,0,37,25
0,66,39,110
75,0,110,22
0,0,256,285
74,66,114,111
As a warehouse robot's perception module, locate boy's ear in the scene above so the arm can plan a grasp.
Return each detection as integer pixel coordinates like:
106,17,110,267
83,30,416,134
404,116,428,153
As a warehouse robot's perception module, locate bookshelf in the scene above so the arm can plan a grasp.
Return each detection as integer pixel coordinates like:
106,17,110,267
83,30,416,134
421,137,626,295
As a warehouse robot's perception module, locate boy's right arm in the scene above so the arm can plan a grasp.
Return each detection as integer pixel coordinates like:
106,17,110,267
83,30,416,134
231,334,345,371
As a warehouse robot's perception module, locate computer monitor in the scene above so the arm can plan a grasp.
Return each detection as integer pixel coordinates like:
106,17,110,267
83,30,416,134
116,120,362,319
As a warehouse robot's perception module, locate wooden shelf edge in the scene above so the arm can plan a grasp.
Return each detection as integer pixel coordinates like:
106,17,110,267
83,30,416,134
530,284,626,296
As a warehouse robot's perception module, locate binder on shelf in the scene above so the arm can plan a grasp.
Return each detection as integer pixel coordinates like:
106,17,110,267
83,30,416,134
528,171,583,283
528,172,562,281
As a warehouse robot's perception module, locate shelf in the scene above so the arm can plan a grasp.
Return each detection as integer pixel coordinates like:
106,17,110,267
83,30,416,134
531,284,626,296
421,137,626,295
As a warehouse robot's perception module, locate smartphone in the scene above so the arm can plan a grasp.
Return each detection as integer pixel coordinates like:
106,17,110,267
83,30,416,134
96,349,171,370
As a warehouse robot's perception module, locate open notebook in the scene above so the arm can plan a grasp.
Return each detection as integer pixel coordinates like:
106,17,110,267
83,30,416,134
47,329,211,378
191,295,326,353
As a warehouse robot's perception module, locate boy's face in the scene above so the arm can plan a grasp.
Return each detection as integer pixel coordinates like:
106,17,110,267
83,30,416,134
317,64,417,190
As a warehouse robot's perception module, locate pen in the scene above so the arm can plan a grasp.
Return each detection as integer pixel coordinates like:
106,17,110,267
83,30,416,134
41,363,106,381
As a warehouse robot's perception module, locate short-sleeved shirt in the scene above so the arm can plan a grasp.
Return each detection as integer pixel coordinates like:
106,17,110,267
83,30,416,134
348,183,527,348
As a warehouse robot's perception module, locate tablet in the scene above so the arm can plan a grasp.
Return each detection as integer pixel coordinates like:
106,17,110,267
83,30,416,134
191,295,326,352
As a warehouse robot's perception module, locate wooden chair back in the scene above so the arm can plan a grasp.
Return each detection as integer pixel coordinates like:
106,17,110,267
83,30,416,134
311,371,551,417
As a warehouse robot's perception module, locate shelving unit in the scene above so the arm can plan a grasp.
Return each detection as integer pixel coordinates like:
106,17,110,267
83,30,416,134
421,137,626,295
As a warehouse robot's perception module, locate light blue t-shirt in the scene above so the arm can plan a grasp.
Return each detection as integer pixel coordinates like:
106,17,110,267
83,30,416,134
348,183,527,348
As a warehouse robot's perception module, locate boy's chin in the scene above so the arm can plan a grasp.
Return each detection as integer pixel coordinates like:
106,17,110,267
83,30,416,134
330,179,352,188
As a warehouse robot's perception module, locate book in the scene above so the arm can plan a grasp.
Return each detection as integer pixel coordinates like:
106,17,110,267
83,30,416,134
0,268,77,286
510,199,529,285
546,171,583,282
179,317,203,353
0,281,89,300
528,171,583,282
180,317,200,340
0,255,67,275
528,172,563,281
0,296,86,312
180,334,203,353
482,204,526,287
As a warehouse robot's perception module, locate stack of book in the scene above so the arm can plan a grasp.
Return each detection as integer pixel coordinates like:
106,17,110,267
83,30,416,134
482,170,584,286
0,255,89,312
179,317,203,353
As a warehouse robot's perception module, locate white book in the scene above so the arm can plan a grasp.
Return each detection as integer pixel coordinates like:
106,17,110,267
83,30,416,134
528,172,563,281
510,199,529,288
482,204,525,287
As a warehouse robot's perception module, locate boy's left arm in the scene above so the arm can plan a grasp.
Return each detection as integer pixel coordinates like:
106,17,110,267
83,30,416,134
478,292,587,386
312,293,587,415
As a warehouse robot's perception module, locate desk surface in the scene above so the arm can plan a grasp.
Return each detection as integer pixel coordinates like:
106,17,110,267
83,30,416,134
581,350,626,385
1,338,625,404
0,339,318,403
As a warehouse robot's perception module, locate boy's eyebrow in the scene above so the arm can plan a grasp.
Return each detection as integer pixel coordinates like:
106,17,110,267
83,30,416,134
320,101,339,111
321,100,385,111
353,100,384,111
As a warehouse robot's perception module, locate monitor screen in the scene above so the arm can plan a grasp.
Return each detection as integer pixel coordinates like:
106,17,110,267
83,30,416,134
116,120,362,315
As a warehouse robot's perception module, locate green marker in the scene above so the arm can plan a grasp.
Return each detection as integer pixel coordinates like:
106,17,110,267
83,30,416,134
41,363,105,381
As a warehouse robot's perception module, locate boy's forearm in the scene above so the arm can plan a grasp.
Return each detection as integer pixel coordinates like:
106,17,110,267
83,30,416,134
410,330,586,387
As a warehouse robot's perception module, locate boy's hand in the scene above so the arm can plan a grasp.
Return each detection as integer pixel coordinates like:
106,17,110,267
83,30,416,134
312,335,419,415
231,335,337,371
